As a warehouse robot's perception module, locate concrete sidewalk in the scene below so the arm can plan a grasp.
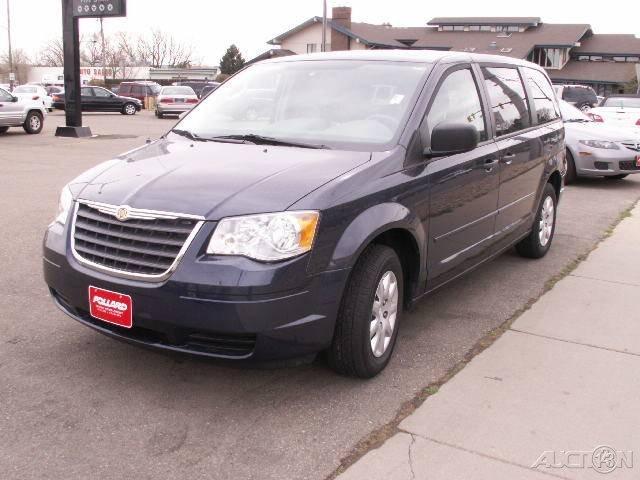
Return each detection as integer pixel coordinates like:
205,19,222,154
338,203,640,480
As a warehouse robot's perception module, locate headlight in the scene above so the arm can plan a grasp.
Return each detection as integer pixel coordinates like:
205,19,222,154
54,185,73,225
207,211,320,262
579,140,620,150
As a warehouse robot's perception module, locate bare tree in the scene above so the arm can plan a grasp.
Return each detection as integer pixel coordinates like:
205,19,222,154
137,30,193,68
81,34,102,67
0,49,32,83
37,39,65,67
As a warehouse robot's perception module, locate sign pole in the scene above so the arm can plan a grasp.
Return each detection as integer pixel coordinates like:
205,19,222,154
56,0,127,138
56,0,92,137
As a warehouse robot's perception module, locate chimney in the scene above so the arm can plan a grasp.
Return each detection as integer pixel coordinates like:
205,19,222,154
331,6,352,51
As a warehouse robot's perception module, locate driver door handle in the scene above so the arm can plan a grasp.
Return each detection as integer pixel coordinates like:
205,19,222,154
502,152,516,165
484,158,499,172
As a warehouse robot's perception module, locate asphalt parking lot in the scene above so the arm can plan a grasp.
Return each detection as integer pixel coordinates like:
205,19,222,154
2,110,640,480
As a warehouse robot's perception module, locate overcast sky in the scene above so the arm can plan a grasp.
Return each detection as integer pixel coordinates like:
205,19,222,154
1,0,639,65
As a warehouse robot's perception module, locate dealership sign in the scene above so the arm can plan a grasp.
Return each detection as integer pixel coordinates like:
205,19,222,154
72,0,126,18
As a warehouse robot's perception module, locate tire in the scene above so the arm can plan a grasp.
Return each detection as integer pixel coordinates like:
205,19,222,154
605,174,628,181
577,102,591,112
0,126,9,134
155,110,163,119
328,244,403,378
23,111,43,134
122,103,137,116
516,183,557,259
564,149,577,185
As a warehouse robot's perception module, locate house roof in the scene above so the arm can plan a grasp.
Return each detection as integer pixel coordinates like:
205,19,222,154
547,60,638,84
428,17,541,26
574,34,640,56
413,23,590,57
246,49,295,65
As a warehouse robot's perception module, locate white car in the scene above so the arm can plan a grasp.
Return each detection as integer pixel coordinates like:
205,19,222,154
560,100,640,183
155,86,199,118
12,85,53,112
588,95,640,128
0,87,47,134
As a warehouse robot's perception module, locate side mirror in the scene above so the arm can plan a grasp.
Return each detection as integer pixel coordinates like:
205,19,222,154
424,123,479,158
11,96,19,103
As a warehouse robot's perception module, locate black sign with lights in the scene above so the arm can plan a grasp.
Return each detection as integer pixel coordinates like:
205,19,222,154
72,0,126,18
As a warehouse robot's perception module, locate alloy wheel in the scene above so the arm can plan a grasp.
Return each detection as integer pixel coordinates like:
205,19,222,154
539,196,555,247
370,271,399,358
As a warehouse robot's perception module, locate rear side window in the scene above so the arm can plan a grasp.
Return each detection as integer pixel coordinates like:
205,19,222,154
81,87,93,96
523,68,560,123
482,67,530,136
132,85,144,96
119,84,130,95
563,87,596,102
425,68,487,143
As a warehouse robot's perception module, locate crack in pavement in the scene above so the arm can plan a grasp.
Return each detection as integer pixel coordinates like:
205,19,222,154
408,434,417,480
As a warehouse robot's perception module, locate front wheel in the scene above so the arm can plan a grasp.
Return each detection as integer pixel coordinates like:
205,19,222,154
0,126,9,134
23,111,43,134
328,245,403,378
516,183,557,259
122,103,137,115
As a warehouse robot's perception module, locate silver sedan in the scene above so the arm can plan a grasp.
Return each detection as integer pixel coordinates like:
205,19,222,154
560,100,640,183
155,86,199,118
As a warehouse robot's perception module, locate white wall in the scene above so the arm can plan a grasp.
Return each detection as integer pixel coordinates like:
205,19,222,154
280,22,326,54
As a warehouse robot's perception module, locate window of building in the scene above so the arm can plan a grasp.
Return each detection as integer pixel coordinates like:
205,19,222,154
482,67,530,136
306,43,317,54
480,26,492,32
507,26,520,32
424,68,487,144
627,57,640,62
523,68,560,124
453,25,465,31
442,25,454,31
613,56,627,62
527,47,569,69
469,26,480,31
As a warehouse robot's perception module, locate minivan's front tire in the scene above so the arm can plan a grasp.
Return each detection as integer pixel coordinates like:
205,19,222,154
23,111,43,134
516,183,557,259
328,245,403,378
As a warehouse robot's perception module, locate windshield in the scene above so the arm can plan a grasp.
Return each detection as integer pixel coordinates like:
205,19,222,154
559,100,591,122
603,97,640,109
162,86,195,96
14,86,37,93
175,60,430,150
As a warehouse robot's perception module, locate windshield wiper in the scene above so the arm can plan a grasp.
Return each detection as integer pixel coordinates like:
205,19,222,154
170,129,246,144
212,134,331,149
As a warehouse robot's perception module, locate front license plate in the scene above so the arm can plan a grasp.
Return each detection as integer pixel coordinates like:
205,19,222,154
88,286,133,329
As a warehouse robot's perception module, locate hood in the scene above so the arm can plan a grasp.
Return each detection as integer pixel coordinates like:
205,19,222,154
73,136,371,220
564,121,640,142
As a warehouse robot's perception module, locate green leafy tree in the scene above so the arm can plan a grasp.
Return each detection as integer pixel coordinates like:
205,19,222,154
219,44,245,75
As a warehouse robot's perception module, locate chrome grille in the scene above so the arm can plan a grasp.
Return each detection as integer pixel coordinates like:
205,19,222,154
72,201,203,280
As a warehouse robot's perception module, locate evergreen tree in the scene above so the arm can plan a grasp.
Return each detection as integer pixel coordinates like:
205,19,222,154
219,44,245,75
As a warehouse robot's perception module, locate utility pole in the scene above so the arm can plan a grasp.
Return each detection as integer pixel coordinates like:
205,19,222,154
6,0,14,89
321,0,327,52
99,17,107,84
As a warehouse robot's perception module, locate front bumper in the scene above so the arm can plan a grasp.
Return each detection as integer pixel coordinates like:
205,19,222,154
43,220,349,362
573,147,640,176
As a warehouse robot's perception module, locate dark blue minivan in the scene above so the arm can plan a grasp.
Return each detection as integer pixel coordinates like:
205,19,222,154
43,51,564,377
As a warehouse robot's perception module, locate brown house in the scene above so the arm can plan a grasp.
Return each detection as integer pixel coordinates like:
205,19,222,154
266,8,640,96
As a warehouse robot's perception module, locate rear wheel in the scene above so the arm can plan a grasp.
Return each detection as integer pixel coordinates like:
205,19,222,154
564,149,577,185
328,244,403,378
0,126,9,134
605,174,628,181
155,109,163,119
577,102,592,112
516,183,557,259
122,103,137,115
23,111,43,134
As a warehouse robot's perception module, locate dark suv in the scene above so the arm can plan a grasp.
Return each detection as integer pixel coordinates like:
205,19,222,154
43,51,564,378
554,84,598,111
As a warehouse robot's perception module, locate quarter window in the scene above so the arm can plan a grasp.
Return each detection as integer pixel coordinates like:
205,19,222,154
425,68,487,143
523,68,560,123
482,67,530,136
81,87,93,96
